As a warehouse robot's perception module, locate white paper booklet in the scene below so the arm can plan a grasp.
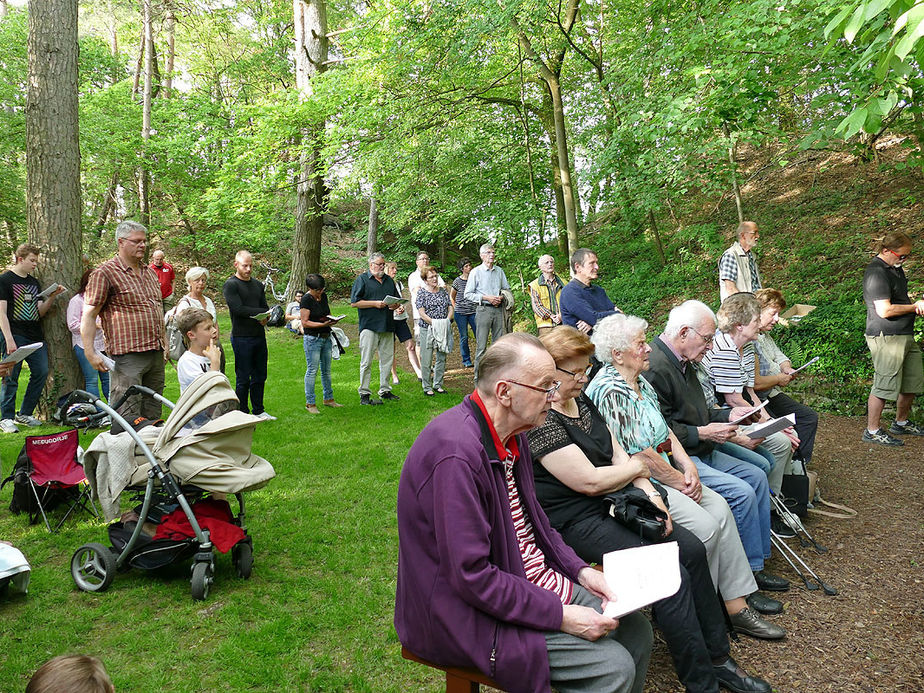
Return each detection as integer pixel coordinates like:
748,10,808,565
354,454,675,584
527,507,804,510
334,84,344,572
789,356,819,375
36,283,63,301
383,295,407,306
601,541,681,619
0,342,43,365
728,399,768,424
745,413,796,439
251,311,271,321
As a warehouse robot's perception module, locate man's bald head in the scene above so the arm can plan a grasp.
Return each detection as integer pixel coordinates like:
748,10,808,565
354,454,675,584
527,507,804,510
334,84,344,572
476,332,549,398
234,250,254,280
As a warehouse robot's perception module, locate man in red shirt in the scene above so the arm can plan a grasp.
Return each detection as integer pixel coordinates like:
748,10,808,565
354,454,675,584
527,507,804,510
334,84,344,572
150,249,176,310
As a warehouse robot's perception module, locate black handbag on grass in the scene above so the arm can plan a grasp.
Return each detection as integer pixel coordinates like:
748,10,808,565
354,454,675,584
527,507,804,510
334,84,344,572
603,482,670,542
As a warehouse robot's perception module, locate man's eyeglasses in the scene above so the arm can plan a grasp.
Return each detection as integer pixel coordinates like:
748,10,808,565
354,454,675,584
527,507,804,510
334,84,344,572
121,237,146,245
557,365,592,380
690,328,714,343
504,379,561,401
889,248,910,261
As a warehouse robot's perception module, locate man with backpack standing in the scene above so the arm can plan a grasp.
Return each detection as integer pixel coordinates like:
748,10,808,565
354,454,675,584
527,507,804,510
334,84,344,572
223,250,276,421
0,243,65,433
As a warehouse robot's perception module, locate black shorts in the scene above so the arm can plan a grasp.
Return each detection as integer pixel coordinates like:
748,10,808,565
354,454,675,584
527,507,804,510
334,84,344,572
393,319,412,343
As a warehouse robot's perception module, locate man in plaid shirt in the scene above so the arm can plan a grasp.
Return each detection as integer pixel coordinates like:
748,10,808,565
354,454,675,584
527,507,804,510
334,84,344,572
718,222,762,302
81,221,165,430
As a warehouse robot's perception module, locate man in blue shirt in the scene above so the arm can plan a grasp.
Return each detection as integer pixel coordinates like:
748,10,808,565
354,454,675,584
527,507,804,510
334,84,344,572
350,252,401,405
560,248,620,335
464,243,511,378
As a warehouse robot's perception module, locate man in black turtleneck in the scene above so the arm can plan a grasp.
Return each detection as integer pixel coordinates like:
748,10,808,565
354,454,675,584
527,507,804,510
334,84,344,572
223,250,275,420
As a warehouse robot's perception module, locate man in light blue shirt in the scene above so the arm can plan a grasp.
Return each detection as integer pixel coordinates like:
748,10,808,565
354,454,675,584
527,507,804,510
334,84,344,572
464,243,511,378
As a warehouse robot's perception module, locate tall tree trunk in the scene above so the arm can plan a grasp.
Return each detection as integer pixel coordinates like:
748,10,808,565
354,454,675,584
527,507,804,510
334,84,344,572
107,0,118,60
723,122,744,223
537,92,568,255
0,0,7,19
26,0,83,411
291,0,329,293
132,27,143,96
164,7,175,98
512,10,581,256
95,170,119,236
544,75,579,256
366,196,378,256
139,0,153,228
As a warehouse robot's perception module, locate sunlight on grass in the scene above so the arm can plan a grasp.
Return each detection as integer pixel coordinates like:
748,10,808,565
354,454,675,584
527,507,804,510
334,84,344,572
0,303,458,691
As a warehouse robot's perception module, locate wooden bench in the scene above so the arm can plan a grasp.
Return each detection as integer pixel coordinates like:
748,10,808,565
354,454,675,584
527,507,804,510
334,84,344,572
401,646,504,692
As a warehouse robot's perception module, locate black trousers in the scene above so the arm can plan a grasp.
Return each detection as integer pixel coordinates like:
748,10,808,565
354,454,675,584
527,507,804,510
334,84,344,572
230,335,268,415
562,515,728,693
766,392,818,463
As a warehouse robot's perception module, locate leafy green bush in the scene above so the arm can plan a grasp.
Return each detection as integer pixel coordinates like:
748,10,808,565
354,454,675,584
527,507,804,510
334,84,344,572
772,300,873,414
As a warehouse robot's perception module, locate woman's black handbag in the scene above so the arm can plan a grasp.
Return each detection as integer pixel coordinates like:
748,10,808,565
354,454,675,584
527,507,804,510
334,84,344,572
603,483,670,542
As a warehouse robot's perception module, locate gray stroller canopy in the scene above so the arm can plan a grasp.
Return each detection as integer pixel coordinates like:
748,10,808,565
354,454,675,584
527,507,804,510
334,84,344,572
152,372,276,494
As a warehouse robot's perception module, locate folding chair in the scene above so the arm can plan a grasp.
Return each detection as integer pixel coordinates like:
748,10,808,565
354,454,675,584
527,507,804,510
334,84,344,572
23,429,99,532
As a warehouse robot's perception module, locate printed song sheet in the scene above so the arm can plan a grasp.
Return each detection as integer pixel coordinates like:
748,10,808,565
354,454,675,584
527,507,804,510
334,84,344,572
602,542,681,619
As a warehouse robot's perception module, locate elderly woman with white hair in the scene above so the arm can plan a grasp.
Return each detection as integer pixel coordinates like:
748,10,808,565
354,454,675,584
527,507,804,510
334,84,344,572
167,266,224,371
586,313,785,641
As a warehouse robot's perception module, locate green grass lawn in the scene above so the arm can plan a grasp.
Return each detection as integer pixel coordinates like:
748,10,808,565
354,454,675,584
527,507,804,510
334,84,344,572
0,303,458,691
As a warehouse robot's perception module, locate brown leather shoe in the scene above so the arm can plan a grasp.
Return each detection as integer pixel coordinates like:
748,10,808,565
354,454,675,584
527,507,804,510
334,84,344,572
323,399,344,408
305,404,321,414
729,607,786,640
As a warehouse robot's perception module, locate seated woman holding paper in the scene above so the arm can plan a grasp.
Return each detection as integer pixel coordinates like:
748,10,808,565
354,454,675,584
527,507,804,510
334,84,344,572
528,327,773,693
702,292,796,493
752,289,819,466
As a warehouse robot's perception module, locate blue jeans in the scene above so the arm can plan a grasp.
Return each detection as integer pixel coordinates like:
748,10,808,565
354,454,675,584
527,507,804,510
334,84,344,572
714,441,773,477
0,336,49,420
693,449,771,572
303,334,333,405
74,345,110,403
230,335,268,414
454,312,476,366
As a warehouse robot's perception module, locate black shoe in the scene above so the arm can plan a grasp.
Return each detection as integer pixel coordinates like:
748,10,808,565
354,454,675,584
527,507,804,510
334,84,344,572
728,607,786,640
753,570,790,592
380,391,400,401
888,420,924,436
746,592,783,615
770,515,797,539
862,428,903,446
360,394,382,406
713,656,772,693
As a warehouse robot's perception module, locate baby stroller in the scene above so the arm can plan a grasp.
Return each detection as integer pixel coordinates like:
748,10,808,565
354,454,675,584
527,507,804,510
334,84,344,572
70,372,275,600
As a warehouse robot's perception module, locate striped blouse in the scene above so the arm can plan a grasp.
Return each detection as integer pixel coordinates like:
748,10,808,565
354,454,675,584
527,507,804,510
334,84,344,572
702,330,754,394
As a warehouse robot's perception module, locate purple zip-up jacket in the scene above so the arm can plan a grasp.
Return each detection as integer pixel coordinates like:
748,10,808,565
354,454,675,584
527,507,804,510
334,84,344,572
395,396,588,693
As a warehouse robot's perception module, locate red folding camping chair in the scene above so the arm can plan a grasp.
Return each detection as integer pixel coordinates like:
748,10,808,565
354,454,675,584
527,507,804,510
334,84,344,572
22,429,99,532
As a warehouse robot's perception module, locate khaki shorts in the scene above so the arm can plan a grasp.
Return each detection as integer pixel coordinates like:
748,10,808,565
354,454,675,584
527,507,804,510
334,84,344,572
866,333,924,400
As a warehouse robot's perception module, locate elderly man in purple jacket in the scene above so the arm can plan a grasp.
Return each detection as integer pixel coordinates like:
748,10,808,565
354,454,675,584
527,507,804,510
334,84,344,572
395,333,652,693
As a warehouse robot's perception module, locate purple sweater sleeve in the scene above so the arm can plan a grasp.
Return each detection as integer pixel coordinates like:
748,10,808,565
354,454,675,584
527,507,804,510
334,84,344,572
430,456,566,632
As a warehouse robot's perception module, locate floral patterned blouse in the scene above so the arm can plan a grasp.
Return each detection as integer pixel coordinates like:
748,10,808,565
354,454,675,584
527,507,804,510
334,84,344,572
585,363,672,466
415,287,451,329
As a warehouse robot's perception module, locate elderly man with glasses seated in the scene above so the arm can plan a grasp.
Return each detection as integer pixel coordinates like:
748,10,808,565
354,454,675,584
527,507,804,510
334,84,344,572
396,333,652,693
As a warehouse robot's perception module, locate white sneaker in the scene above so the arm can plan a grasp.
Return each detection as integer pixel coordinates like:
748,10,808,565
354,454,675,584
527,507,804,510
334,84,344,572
15,413,43,427
256,411,277,421
0,418,19,434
